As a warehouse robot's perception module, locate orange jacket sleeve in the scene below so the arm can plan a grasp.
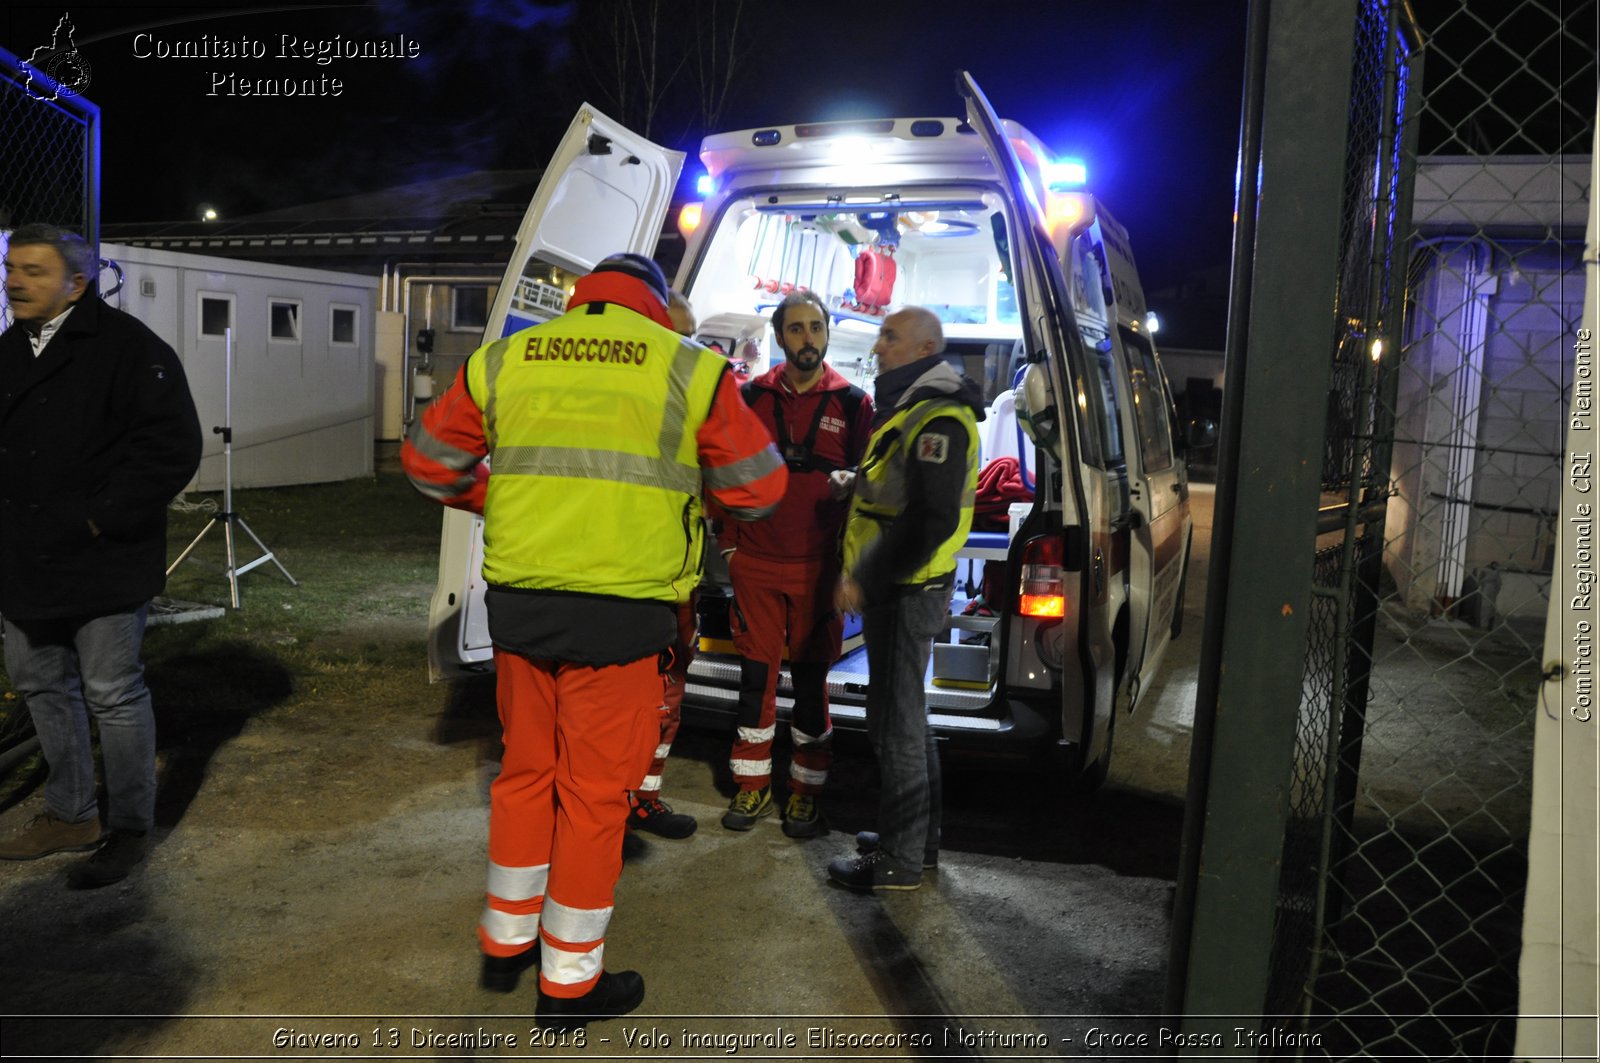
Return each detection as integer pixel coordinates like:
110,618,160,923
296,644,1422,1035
400,364,489,514
697,369,787,521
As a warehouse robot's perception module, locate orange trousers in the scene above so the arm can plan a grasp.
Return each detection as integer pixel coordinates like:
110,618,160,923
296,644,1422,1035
479,650,660,998
633,597,696,799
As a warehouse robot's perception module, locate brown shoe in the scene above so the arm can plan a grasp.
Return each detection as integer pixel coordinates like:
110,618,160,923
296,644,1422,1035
0,811,103,860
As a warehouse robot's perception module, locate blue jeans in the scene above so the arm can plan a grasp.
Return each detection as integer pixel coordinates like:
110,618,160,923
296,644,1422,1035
861,583,951,866
3,605,156,831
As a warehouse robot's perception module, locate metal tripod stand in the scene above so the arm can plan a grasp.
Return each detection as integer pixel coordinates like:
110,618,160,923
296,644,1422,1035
166,328,296,607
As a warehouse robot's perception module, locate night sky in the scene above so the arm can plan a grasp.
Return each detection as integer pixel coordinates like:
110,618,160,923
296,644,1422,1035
4,1,1249,338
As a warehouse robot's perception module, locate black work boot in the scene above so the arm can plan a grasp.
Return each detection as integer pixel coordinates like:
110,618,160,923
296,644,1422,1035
67,828,147,889
535,970,645,1031
627,794,698,838
481,943,541,993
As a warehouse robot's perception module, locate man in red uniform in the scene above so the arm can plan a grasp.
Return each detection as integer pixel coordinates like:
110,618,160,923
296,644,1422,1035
402,254,784,1028
718,291,873,837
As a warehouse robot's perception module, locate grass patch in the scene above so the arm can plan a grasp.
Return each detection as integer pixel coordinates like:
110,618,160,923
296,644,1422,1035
159,468,442,675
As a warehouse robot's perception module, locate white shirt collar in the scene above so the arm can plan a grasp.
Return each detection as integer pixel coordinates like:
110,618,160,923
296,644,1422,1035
29,304,76,357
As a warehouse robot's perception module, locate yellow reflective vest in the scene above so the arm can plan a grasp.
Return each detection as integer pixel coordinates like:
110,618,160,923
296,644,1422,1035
465,304,727,603
844,396,978,586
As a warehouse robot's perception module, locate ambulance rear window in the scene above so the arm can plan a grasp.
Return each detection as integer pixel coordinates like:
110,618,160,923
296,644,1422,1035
685,190,1025,390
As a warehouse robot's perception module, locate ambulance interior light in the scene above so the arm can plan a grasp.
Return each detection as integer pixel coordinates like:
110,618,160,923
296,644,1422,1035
829,136,869,160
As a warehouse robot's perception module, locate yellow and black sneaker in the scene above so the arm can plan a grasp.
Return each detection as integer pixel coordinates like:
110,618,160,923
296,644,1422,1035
720,785,773,831
780,792,827,839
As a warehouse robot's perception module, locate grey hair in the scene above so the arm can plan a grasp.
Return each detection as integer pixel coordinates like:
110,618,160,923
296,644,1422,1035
7,223,94,279
899,305,945,355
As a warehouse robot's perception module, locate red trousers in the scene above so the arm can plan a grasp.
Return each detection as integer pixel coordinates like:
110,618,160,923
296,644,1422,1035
727,551,839,793
479,650,659,998
633,596,697,799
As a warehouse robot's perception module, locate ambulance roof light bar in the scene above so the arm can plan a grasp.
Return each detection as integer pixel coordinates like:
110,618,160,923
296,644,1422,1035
1043,157,1088,189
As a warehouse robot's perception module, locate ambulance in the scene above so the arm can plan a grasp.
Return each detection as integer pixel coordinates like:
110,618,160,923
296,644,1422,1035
423,72,1201,787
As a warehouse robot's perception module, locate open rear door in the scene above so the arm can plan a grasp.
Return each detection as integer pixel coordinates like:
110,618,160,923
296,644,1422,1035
956,72,1119,767
425,105,683,680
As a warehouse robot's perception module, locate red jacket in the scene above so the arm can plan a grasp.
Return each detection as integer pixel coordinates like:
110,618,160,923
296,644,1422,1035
718,361,872,563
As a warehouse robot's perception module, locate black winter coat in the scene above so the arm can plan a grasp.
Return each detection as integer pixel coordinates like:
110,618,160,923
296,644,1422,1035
0,297,202,620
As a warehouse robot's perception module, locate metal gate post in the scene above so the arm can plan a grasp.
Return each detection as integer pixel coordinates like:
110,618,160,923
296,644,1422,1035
1171,0,1361,1042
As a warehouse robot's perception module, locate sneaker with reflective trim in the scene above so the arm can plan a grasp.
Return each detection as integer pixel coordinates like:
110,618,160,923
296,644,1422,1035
627,795,697,839
827,847,923,892
0,811,102,861
855,829,937,870
720,785,773,831
781,792,826,839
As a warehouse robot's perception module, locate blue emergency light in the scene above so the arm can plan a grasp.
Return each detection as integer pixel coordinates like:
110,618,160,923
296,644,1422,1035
1043,157,1088,190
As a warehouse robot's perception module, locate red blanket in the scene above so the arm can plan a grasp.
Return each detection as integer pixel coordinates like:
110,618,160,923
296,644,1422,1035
973,456,1033,530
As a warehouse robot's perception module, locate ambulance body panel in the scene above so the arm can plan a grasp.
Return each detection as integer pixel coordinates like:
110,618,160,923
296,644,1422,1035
424,76,1194,785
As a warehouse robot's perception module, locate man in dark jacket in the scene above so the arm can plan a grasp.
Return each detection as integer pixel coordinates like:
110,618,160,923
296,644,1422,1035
0,224,202,888
830,306,982,891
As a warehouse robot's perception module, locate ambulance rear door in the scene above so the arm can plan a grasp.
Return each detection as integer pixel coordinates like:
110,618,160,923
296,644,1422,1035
425,104,684,680
957,72,1120,770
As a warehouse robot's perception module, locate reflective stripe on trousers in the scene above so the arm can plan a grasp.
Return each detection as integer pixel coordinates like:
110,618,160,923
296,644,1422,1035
727,553,840,792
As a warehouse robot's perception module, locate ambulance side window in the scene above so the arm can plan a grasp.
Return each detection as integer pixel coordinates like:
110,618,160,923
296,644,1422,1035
1121,328,1174,474
1068,234,1109,327
1091,343,1125,470
1065,233,1121,471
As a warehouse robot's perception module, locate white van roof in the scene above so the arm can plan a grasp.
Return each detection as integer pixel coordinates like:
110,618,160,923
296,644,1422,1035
699,116,1060,189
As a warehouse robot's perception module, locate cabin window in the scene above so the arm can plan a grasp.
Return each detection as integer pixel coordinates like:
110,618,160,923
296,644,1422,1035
269,299,302,342
198,293,234,338
330,304,359,345
1122,329,1174,474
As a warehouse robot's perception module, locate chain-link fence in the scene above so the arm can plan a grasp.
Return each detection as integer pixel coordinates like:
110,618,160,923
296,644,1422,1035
0,43,101,330
1265,0,1591,1057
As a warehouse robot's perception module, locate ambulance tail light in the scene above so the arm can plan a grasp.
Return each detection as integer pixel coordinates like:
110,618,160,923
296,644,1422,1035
1018,534,1068,618
677,202,704,237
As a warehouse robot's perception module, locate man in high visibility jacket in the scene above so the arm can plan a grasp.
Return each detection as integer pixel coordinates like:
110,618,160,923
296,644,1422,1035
402,253,786,1027
830,306,981,892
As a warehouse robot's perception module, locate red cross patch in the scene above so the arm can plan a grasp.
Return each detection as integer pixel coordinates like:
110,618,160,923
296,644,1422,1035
915,432,949,464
